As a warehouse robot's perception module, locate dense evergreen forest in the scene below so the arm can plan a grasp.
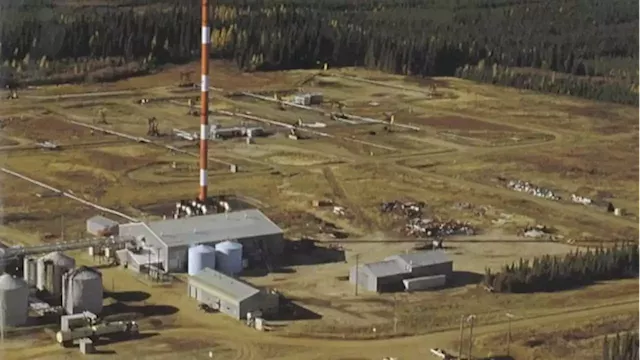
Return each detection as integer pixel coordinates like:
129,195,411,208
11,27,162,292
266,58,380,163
483,243,639,293
602,331,639,360
0,0,637,104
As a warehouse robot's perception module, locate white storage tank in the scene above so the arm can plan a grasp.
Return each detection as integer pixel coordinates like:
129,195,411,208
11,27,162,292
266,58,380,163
23,256,37,286
63,266,103,315
403,274,447,292
0,273,29,327
188,244,216,276
0,248,5,274
37,252,75,298
215,241,243,275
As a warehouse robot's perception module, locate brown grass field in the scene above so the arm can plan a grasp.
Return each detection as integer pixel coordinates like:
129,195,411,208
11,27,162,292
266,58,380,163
0,60,638,359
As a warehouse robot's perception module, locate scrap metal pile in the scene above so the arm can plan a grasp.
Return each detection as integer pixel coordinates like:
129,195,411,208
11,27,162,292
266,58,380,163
571,194,592,205
380,200,475,238
506,179,560,200
406,218,476,237
380,200,425,218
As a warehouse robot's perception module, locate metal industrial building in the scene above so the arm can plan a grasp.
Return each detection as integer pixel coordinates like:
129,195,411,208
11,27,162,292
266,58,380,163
349,250,453,293
118,209,284,273
187,267,279,320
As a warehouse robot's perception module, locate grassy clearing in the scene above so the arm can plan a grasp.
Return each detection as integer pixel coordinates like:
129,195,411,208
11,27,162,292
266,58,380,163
476,312,639,360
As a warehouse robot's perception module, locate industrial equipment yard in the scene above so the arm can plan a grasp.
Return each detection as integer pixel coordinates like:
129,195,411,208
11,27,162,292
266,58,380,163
0,61,638,360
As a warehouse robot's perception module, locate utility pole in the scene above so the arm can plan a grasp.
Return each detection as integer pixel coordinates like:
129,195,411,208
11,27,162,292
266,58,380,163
156,248,161,282
354,253,360,296
506,312,515,357
60,215,65,241
467,315,476,360
458,314,465,359
393,293,398,334
0,292,4,346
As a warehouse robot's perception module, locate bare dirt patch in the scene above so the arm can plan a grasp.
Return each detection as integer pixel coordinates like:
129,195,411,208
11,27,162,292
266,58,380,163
126,161,231,184
418,115,519,131
560,105,638,135
2,116,106,141
72,148,155,173
402,75,450,89
114,60,309,91
444,130,554,146
486,139,639,182
0,136,19,146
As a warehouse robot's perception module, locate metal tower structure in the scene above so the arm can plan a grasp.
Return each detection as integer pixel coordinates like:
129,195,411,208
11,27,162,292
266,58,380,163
199,0,211,202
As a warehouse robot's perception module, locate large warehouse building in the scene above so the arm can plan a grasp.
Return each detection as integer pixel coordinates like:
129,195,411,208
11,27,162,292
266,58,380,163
188,267,279,320
118,209,284,273
349,250,453,293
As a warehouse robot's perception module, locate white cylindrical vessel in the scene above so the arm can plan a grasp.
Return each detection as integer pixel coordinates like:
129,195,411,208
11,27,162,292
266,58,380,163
188,244,216,276
215,241,243,275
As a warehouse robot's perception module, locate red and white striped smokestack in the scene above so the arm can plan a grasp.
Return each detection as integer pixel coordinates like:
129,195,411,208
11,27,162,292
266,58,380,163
199,0,210,202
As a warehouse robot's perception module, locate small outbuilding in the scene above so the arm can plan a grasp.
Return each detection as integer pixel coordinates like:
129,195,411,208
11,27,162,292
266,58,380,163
349,260,406,293
350,250,453,293
86,216,119,237
187,268,279,320
385,250,453,278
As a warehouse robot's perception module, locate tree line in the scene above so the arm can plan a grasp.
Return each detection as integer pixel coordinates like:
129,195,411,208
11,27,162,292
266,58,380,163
0,0,637,104
602,331,639,360
483,243,638,293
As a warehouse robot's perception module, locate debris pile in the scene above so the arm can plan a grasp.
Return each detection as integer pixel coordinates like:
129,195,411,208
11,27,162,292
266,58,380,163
312,199,334,207
379,200,425,218
332,206,346,216
506,179,560,200
380,200,476,238
406,218,475,237
571,194,592,205
520,224,563,241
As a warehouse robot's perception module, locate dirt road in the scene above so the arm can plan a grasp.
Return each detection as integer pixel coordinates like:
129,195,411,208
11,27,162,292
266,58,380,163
97,298,640,360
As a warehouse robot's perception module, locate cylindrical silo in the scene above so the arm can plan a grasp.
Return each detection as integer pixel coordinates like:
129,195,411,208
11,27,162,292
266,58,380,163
63,266,103,315
23,257,37,286
188,245,217,276
215,241,243,275
0,248,5,274
0,273,29,327
37,252,75,296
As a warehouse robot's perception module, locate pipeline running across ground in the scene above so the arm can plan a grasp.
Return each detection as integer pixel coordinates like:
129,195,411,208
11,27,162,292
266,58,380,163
0,167,138,222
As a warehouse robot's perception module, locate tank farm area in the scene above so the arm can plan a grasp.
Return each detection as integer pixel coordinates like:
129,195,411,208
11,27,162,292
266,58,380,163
0,15,639,360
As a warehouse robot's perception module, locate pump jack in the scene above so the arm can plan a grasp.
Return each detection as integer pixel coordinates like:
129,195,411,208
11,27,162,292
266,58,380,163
178,71,195,87
147,117,160,136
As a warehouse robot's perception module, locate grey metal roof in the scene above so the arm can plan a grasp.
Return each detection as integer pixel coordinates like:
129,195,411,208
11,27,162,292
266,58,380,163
119,209,282,248
386,250,451,269
360,260,406,278
88,215,118,227
189,267,259,303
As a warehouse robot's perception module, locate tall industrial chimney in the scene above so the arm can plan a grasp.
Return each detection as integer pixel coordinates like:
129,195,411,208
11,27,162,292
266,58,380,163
199,0,210,202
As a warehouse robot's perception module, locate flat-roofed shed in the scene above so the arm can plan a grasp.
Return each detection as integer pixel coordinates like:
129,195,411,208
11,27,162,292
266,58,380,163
187,268,279,320
349,259,407,293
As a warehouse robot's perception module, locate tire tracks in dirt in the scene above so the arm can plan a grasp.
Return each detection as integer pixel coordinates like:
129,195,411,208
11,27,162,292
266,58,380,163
322,166,377,232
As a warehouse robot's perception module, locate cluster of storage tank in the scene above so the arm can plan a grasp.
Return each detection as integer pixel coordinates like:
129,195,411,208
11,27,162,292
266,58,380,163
173,199,230,219
0,252,105,328
187,240,243,276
